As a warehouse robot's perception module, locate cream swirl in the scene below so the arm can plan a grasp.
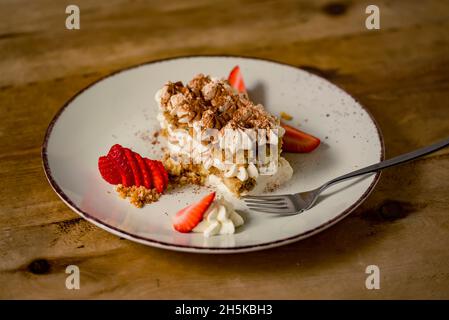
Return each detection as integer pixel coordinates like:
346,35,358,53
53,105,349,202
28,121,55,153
192,196,244,237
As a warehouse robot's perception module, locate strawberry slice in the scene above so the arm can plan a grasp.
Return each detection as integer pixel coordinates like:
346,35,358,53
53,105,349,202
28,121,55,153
134,152,152,189
155,161,169,189
281,122,321,153
228,65,247,94
173,192,216,233
107,144,134,186
145,158,165,193
98,156,121,184
123,148,142,187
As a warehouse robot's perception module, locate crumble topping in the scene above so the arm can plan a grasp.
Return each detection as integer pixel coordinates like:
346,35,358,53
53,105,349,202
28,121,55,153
116,185,160,208
157,74,278,131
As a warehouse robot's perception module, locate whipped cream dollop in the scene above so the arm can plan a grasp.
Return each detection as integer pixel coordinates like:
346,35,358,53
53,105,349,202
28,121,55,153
192,196,244,237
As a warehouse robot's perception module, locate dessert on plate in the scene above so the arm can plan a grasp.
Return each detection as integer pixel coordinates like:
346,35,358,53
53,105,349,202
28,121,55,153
155,72,294,198
97,66,321,236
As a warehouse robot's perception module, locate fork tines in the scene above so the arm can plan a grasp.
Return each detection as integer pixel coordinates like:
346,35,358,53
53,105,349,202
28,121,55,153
242,195,296,214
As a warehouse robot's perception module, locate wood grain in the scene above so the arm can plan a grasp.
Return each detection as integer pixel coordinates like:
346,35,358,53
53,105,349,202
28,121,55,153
1,0,449,299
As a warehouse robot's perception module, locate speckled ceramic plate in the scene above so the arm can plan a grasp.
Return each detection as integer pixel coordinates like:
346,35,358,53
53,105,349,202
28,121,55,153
42,56,384,253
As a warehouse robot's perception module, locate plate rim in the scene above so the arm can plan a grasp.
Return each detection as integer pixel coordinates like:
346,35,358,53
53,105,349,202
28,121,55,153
41,55,385,253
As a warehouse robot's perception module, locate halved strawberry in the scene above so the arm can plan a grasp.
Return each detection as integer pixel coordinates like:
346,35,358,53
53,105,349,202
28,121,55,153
228,65,247,94
172,192,216,233
134,152,152,189
123,148,142,187
155,161,169,189
107,144,134,186
281,122,321,153
145,158,165,193
227,66,319,153
98,156,121,184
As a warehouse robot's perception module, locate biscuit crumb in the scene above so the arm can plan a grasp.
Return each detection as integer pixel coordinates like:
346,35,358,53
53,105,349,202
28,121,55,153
280,111,293,121
116,185,161,208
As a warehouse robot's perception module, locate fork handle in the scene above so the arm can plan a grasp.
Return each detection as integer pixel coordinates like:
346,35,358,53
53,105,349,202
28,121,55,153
320,137,449,191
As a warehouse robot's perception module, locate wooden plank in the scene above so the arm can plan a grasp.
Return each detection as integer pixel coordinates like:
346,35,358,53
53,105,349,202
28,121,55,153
1,0,449,299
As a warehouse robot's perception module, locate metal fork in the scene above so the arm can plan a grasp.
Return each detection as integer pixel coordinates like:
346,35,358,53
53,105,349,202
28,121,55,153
243,137,449,214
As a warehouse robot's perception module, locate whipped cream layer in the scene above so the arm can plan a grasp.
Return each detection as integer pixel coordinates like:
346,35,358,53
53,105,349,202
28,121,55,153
158,112,281,182
192,196,244,237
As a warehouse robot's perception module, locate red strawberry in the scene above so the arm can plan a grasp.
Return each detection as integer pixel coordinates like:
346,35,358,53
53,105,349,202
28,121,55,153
145,158,165,193
155,161,169,189
107,144,134,186
98,156,121,184
173,192,216,233
228,65,247,94
281,122,321,153
134,152,152,189
123,148,142,187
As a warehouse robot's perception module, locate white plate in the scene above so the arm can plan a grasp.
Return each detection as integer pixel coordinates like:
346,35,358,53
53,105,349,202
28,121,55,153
42,56,384,253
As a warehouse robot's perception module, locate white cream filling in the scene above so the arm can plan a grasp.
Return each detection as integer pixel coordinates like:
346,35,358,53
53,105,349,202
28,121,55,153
159,114,260,179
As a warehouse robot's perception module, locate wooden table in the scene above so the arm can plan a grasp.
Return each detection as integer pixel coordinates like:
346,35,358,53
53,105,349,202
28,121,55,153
1,0,449,299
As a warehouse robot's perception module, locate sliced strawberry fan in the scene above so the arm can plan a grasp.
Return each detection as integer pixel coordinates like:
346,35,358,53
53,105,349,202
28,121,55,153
98,144,169,194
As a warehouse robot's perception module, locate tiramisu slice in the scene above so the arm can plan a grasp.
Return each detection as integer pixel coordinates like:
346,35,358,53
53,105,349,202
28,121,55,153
155,74,293,198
